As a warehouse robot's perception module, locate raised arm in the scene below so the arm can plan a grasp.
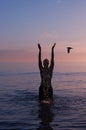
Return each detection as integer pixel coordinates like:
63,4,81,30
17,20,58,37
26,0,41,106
50,43,56,70
37,43,43,70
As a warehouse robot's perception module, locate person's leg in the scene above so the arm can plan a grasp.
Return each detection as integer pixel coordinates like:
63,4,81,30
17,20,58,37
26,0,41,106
49,87,53,100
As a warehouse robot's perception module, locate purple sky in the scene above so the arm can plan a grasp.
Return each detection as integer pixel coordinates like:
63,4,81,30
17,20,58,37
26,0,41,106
0,0,86,72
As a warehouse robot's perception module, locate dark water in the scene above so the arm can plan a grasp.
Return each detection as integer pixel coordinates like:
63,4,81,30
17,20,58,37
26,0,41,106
0,72,86,130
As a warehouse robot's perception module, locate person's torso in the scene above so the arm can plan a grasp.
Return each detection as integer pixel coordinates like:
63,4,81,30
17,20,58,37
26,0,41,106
40,67,52,87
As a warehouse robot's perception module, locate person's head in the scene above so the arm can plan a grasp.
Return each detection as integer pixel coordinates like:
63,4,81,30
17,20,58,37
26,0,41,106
43,58,49,68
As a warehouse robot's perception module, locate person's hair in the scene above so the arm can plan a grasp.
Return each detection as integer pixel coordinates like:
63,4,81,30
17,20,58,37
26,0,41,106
43,59,49,66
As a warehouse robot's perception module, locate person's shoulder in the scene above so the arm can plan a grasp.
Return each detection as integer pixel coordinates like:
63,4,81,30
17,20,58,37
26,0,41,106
49,66,53,72
40,66,44,71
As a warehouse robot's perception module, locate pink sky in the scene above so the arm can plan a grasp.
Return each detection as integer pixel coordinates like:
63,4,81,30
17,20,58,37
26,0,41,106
0,0,86,72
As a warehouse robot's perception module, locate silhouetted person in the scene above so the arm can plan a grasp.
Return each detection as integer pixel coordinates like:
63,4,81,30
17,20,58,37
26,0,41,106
37,43,56,102
67,47,73,53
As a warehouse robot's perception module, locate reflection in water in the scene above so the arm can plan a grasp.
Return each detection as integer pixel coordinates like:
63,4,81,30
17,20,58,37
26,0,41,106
37,103,54,130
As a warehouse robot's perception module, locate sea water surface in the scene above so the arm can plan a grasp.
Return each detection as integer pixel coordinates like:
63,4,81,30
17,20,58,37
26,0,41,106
0,72,86,130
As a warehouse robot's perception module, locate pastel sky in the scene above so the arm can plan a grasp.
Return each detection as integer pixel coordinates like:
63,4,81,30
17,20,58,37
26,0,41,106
0,0,86,72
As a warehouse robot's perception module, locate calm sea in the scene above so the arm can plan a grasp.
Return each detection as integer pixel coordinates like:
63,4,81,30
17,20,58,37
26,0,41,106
0,72,86,130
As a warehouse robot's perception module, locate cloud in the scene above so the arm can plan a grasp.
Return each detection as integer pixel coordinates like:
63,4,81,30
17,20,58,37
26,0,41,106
42,32,52,38
39,31,59,43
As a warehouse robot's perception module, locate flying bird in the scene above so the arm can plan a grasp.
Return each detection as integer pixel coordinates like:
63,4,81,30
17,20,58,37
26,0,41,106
67,47,73,53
